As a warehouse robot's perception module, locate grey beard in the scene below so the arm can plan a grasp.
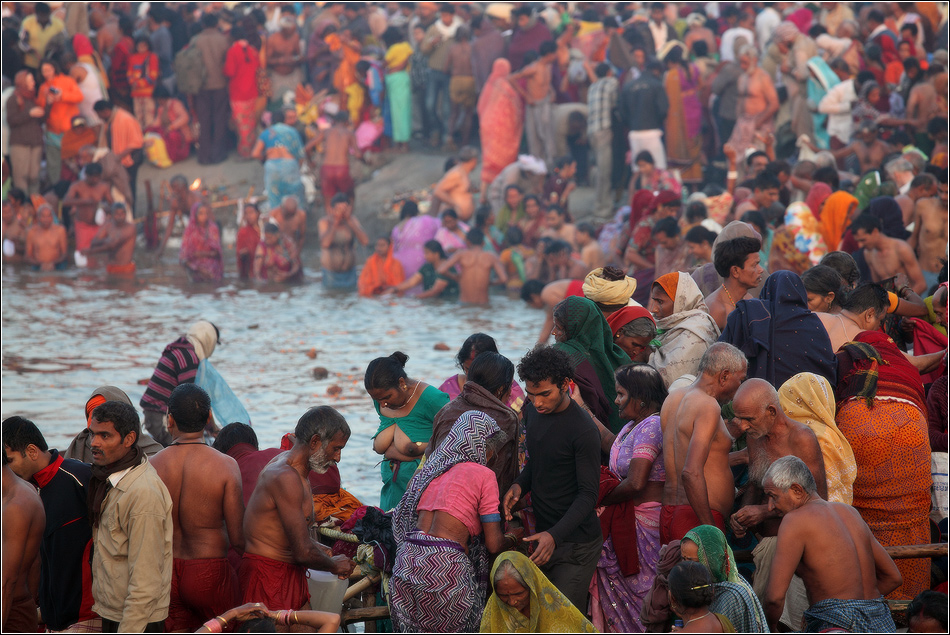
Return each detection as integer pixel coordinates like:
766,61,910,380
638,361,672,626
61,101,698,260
309,451,333,474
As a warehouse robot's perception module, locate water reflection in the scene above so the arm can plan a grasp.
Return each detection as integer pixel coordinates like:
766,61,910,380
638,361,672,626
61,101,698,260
1,265,537,506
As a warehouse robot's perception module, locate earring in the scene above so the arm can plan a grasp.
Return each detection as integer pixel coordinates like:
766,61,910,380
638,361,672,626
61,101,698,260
640,401,646,407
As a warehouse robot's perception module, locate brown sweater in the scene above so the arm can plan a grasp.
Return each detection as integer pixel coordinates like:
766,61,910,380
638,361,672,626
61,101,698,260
5,94,44,147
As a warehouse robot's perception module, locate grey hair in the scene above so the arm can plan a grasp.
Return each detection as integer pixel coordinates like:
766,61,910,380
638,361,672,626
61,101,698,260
885,158,914,179
737,43,758,60
814,151,836,169
763,455,817,494
697,342,747,376
617,316,657,339
494,560,527,588
294,406,350,446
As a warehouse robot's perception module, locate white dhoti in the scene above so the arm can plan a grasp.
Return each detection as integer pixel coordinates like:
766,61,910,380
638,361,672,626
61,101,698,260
627,129,667,170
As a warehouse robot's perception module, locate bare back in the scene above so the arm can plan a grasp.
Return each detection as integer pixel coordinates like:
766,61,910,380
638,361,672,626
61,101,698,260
865,235,912,283
151,444,245,560
323,125,355,167
455,248,499,304
915,197,948,273
243,452,313,564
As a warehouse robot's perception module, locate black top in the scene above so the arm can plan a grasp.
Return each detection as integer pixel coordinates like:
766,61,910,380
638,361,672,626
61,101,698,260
619,72,669,132
32,450,94,631
516,400,602,545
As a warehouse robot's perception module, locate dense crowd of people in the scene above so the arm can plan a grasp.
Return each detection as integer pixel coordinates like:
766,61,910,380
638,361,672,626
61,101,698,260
2,1,950,634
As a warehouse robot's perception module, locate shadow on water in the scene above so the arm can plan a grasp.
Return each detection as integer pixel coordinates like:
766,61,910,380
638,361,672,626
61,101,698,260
1,263,538,506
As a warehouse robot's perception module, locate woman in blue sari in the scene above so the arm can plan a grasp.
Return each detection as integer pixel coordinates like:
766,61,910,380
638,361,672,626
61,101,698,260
252,108,305,211
806,56,840,150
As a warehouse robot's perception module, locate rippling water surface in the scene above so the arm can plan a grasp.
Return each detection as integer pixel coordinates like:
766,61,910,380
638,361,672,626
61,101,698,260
1,265,538,506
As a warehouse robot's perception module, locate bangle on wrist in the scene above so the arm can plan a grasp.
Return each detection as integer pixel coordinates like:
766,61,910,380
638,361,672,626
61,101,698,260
202,618,223,633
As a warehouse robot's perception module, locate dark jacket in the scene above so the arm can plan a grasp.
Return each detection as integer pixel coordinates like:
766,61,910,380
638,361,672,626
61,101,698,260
619,72,669,131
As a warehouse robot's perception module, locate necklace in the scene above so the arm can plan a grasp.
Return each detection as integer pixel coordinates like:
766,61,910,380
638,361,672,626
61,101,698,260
685,611,712,626
721,283,738,307
391,380,420,411
170,440,207,446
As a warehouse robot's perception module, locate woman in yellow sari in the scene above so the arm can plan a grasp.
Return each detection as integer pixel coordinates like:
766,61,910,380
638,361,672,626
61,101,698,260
383,27,412,151
661,43,703,187
481,551,595,633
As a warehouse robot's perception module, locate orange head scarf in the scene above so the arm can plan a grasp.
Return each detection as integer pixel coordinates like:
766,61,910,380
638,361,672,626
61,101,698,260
819,191,859,252
653,272,679,302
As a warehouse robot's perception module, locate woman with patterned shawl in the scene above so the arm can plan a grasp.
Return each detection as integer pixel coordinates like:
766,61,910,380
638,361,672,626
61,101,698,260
649,272,721,389
768,193,830,276
834,330,932,601
390,411,515,633
661,45,703,186
179,201,223,282
481,551,596,633
779,372,856,505
681,525,769,633
551,296,631,432
477,59,524,197
589,364,667,633
719,271,838,389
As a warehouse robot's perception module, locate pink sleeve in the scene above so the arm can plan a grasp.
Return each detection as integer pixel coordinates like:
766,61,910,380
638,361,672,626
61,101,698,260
475,465,501,521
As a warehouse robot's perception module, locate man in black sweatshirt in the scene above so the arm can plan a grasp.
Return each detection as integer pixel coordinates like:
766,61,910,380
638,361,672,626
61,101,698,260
503,346,602,610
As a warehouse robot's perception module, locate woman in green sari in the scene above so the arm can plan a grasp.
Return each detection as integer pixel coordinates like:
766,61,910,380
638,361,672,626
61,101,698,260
365,351,449,510
551,296,631,432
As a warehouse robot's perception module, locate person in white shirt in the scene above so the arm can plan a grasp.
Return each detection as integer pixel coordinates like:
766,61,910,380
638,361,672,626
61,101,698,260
817,58,857,148
721,7,756,62
755,3,783,54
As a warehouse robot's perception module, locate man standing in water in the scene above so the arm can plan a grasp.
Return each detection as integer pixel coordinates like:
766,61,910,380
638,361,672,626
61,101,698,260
150,385,244,632
241,407,355,610
83,202,137,276
318,193,369,290
269,195,307,256
2,444,45,633
660,342,747,543
62,162,112,262
24,204,68,270
438,228,507,304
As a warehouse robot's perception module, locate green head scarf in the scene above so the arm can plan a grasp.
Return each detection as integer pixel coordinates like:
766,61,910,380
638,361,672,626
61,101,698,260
683,525,741,584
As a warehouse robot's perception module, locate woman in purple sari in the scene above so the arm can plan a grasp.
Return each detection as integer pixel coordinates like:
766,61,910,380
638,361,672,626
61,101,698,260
589,364,667,633
179,201,224,282
390,200,440,286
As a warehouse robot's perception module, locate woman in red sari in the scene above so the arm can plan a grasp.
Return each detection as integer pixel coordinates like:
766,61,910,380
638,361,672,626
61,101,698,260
661,44,703,188
476,58,524,201
236,204,261,279
179,202,224,282
223,25,261,158
253,223,302,283
145,85,193,163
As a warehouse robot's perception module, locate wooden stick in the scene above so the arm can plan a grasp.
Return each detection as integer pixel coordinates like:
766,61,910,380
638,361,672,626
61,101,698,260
342,573,380,603
883,543,947,559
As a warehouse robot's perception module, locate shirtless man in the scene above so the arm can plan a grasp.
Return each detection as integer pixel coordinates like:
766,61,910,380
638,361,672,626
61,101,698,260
575,223,605,271
660,342,747,543
729,379,827,630
2,200,28,263
851,213,926,293
1,457,45,632
908,173,948,290
318,193,369,290
241,407,354,611
266,16,303,104
158,174,196,255
762,456,902,632
510,40,558,166
438,228,507,304
150,384,244,632
904,59,940,136
25,205,68,271
540,206,577,249
726,44,779,168
270,195,307,256
521,278,586,345
83,202,137,275
705,236,764,331
432,146,478,221
63,162,113,261
827,120,898,176
314,111,357,215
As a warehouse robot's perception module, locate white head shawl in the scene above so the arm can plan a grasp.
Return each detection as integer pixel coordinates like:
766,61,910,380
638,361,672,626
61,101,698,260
186,320,218,361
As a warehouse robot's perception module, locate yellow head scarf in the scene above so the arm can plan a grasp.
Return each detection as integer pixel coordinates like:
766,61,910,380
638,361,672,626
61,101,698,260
778,372,856,504
480,552,596,633
582,267,638,306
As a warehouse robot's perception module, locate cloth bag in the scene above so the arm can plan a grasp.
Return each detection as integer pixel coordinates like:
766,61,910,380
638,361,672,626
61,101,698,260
195,359,251,425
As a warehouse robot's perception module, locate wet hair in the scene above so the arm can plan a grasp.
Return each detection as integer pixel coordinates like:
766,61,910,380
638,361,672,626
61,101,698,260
399,200,419,220
685,225,717,246
466,227,484,246
523,194,542,209
365,352,410,391
801,265,844,309
615,364,667,409
652,216,680,238
634,150,655,165
740,210,767,236
910,173,937,191
2,416,48,457
812,166,840,190
753,172,780,192
469,352,515,398
520,279,545,302
547,205,567,219
576,222,596,238
212,422,259,453
685,201,708,223
473,205,492,231
295,406,350,446
839,283,888,315
764,455,817,494
91,401,140,444
505,226,524,246
539,40,557,56
85,162,103,177
697,342,747,376
504,184,523,197
867,9,884,25
517,345,575,387
356,60,371,74
423,239,446,259
7,188,27,204
34,2,51,15
668,561,716,609
692,40,709,58
167,384,211,433
906,591,949,631
457,333,499,368
849,213,882,235
330,193,350,206
819,251,860,287
928,117,947,137
263,222,280,235
713,237,762,278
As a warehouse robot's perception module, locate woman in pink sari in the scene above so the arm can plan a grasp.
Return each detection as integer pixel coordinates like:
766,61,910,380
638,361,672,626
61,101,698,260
390,200,440,284
476,58,524,200
146,85,193,163
179,202,224,282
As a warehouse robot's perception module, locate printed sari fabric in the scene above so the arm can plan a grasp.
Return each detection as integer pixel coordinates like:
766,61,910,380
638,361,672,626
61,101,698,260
260,123,304,210
254,235,300,282
476,59,524,185
179,203,223,282
834,331,931,600
769,202,829,275
391,411,502,633
480,551,596,633
391,215,440,279
664,63,703,185
590,415,665,633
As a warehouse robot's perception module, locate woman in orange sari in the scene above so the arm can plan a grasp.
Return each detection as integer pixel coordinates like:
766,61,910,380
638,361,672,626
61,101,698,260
661,44,703,187
819,190,859,252
358,236,406,296
476,58,524,200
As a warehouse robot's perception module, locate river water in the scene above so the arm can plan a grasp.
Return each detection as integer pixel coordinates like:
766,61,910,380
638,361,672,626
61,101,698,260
0,264,538,507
